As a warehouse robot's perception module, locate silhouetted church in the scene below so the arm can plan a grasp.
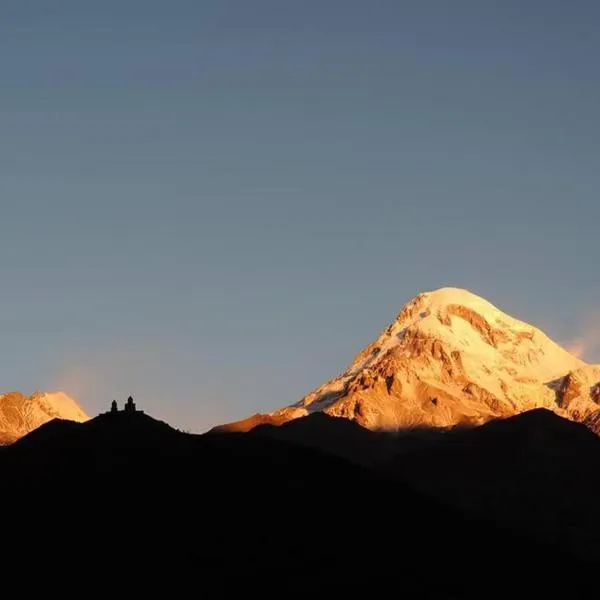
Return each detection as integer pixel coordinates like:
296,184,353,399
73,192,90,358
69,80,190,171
110,396,144,415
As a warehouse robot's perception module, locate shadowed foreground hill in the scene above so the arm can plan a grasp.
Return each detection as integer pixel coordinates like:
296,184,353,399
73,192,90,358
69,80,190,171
384,408,600,563
0,409,594,596
240,411,400,466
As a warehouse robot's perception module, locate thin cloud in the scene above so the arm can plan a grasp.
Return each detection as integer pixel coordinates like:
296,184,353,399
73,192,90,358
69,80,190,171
565,316,600,362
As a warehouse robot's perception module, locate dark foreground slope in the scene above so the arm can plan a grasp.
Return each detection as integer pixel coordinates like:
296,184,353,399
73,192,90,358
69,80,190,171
215,408,600,568
242,411,400,466
0,410,593,596
384,408,600,563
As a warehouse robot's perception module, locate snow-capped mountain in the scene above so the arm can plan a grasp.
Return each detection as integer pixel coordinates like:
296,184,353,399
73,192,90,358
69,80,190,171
215,287,600,433
0,391,89,444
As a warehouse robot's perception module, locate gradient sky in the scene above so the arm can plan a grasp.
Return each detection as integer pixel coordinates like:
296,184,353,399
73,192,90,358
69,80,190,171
1,1,599,431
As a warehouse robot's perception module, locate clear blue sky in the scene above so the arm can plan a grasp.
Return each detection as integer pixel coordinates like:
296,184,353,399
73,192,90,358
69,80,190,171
1,1,599,430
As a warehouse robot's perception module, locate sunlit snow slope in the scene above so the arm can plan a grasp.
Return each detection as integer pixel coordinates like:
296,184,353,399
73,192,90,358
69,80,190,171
0,391,89,444
217,288,600,433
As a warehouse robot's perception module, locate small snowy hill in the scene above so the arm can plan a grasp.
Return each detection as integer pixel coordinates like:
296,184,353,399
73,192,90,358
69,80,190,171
216,287,600,433
0,391,89,444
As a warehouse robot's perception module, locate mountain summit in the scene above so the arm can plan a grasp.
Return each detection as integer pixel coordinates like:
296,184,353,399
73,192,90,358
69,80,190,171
216,287,600,433
0,391,89,444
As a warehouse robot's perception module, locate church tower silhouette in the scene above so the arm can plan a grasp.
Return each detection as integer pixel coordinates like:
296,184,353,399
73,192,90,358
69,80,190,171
124,396,137,413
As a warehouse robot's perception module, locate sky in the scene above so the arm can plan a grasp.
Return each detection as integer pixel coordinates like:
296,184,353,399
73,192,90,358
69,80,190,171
1,0,599,431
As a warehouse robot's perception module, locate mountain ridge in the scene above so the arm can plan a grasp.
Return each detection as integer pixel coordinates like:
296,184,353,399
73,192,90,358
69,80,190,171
214,287,600,434
1,403,594,594
0,390,89,444
384,406,600,562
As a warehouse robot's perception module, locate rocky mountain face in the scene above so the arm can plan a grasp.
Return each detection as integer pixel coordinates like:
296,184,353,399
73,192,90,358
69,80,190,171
215,287,600,433
0,391,89,444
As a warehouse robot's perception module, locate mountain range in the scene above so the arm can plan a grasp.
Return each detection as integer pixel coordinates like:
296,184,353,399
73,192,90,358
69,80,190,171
3,286,600,594
3,286,598,445
214,287,600,435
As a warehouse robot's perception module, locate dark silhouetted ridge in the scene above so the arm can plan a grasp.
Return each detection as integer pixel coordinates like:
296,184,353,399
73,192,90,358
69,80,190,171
386,408,600,564
0,405,596,596
247,411,397,466
11,409,183,452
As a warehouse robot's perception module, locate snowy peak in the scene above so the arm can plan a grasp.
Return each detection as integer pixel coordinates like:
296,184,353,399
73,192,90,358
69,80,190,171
346,287,584,382
213,287,600,434
0,390,89,444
